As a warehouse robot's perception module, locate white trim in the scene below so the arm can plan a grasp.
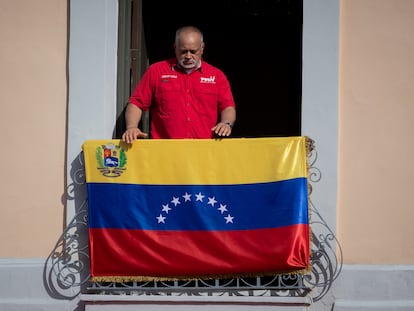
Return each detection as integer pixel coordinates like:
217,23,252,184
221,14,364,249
302,0,340,232
67,0,119,222
0,258,45,266
341,264,414,271
0,299,68,305
333,264,414,304
335,300,414,307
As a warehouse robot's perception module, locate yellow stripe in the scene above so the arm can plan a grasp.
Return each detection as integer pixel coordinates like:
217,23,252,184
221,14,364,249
82,137,308,185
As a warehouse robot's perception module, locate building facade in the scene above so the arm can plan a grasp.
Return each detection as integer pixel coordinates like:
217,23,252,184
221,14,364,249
0,0,413,310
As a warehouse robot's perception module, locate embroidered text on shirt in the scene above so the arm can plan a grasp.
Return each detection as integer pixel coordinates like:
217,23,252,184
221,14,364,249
200,76,216,84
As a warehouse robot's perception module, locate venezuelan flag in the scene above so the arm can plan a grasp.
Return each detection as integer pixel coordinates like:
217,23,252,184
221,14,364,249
83,137,310,281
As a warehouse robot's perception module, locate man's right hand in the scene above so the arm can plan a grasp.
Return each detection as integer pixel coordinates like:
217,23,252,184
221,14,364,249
122,127,148,144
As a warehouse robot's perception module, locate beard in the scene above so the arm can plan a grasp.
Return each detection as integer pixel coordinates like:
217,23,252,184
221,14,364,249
179,58,200,69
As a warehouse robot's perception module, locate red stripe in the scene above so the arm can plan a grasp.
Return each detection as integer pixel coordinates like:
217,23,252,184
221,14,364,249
89,225,310,278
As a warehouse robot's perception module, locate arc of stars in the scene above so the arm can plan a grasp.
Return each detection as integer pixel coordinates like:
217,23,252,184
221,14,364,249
156,191,235,225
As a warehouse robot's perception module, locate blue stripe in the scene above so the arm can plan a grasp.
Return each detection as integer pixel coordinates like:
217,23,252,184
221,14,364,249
87,178,308,231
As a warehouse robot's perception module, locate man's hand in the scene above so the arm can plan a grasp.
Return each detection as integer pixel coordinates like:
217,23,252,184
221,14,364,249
122,127,148,144
211,122,233,137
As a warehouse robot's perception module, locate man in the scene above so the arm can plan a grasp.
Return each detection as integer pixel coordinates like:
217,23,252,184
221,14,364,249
122,26,236,143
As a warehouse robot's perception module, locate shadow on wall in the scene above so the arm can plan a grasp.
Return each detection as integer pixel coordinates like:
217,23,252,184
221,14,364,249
43,152,89,308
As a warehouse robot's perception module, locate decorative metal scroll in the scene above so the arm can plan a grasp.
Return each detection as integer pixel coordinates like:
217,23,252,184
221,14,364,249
45,139,342,303
43,152,90,299
304,138,343,302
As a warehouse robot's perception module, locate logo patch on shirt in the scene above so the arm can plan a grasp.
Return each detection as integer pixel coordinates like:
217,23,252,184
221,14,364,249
200,76,216,84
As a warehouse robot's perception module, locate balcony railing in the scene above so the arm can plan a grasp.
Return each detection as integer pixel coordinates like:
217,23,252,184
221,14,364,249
44,138,342,303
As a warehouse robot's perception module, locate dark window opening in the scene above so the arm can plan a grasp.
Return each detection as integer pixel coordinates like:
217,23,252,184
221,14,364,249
115,0,303,138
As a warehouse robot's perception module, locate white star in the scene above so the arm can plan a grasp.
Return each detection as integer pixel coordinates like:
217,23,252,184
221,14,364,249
224,214,234,224
195,192,205,202
157,214,166,223
208,196,217,207
218,204,228,214
171,196,181,206
162,204,172,214
182,192,192,202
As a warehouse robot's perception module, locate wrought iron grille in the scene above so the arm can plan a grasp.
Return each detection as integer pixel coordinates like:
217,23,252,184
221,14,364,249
44,138,342,302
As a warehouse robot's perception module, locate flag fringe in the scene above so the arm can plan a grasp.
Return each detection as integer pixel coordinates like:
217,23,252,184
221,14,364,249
305,136,314,271
90,267,311,283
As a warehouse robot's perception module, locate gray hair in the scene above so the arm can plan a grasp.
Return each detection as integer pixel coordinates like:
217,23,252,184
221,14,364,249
175,26,204,43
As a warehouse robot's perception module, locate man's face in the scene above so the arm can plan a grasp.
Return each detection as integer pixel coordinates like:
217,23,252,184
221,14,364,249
174,32,204,70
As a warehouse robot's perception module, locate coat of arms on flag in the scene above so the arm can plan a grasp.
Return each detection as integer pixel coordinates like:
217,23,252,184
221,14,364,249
82,137,311,282
95,142,127,177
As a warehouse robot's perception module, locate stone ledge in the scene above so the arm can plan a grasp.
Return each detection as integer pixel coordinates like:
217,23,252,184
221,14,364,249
81,294,311,310
81,294,311,305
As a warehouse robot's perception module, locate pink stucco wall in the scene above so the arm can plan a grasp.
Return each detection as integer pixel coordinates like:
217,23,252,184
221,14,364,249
0,0,67,257
338,0,414,263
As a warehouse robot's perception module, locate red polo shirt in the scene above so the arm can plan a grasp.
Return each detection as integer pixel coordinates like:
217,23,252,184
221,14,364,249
128,58,235,139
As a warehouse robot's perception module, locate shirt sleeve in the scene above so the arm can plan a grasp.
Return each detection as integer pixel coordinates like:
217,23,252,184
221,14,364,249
128,66,155,111
217,71,236,112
